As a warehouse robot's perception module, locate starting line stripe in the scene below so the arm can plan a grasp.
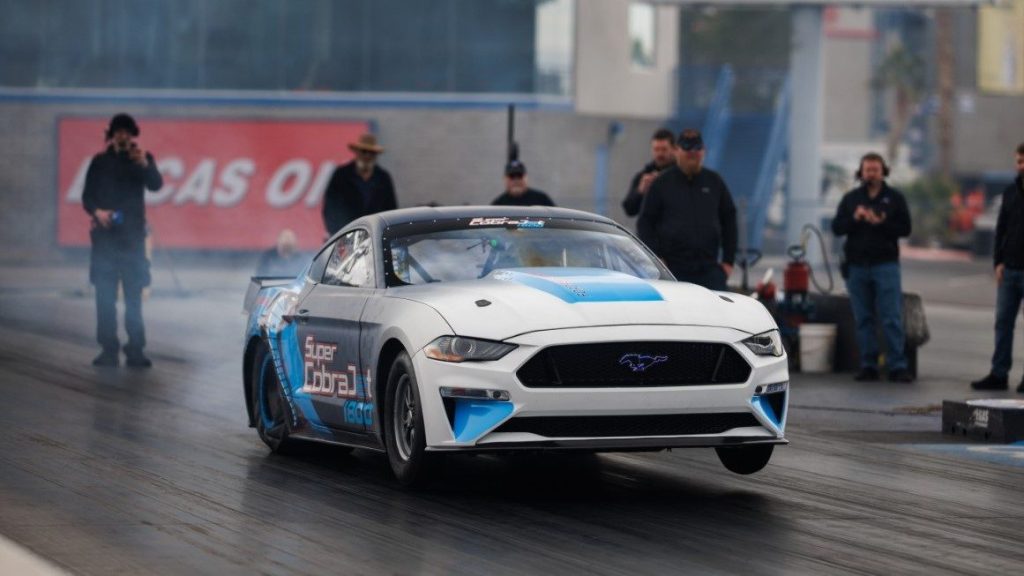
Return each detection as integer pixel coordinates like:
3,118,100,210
912,442,1024,468
0,534,69,576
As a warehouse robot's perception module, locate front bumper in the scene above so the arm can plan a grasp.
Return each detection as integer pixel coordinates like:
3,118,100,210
413,325,789,451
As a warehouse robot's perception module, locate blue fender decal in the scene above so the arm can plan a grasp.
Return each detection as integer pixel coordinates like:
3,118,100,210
274,321,330,434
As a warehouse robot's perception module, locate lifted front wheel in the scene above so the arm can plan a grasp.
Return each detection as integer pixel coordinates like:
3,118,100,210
715,444,774,475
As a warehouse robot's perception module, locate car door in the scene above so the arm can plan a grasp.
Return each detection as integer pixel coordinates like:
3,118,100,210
294,229,375,433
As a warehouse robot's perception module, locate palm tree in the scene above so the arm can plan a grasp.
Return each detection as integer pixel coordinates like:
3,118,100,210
935,8,955,180
872,44,927,166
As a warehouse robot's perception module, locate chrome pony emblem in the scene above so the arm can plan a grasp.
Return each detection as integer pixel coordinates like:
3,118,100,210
619,353,668,372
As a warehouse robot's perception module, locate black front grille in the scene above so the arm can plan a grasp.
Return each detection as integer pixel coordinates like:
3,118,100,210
517,341,751,387
493,413,761,438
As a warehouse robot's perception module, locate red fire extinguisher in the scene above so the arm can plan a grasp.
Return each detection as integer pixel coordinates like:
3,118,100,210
784,245,811,303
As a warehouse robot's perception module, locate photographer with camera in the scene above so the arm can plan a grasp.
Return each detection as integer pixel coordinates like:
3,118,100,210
831,152,913,383
82,113,163,368
622,128,676,217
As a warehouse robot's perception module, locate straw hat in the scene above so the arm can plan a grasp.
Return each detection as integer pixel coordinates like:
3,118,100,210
348,133,384,154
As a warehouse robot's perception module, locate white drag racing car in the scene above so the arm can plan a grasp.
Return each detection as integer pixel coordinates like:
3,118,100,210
243,206,788,485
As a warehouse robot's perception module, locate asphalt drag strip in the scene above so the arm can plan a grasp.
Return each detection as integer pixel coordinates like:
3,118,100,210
0,261,1023,575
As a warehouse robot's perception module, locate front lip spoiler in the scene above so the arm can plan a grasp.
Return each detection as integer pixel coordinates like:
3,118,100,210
427,436,788,452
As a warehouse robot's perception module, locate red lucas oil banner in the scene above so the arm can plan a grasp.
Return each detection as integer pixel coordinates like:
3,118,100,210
57,117,370,250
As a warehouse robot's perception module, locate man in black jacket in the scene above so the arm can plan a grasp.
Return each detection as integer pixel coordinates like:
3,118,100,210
491,160,555,206
637,129,737,291
831,152,913,382
622,128,676,217
972,142,1024,391
322,133,398,236
82,113,164,367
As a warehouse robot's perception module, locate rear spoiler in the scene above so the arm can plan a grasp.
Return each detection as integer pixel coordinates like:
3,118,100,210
243,276,296,314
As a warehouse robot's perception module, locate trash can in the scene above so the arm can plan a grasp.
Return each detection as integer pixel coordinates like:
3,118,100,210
799,323,837,373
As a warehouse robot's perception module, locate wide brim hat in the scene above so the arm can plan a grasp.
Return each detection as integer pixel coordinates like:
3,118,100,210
348,133,384,154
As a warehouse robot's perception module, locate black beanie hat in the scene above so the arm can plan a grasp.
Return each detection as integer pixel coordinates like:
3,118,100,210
106,113,140,139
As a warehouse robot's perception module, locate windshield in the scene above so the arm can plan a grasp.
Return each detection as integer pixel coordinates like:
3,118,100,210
384,217,670,286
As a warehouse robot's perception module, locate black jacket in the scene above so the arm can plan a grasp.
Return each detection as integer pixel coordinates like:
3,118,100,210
322,161,397,235
831,182,912,266
995,175,1024,269
637,165,737,271
82,145,163,242
622,161,671,217
491,188,555,207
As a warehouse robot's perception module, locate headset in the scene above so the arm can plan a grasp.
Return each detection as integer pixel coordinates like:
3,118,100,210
855,153,890,180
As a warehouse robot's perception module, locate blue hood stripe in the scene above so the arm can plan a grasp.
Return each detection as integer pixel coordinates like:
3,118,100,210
494,268,663,303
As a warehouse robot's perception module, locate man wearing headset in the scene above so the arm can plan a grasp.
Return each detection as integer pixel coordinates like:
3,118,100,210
831,152,913,382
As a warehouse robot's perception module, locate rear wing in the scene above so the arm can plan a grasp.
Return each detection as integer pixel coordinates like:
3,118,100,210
243,276,296,315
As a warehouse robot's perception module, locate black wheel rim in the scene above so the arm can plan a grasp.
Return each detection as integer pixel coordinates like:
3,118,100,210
392,373,416,461
258,354,288,441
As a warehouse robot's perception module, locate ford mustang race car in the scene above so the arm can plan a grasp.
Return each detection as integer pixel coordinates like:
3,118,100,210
243,206,788,485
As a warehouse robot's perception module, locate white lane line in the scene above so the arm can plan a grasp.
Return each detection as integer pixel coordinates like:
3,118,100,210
0,534,70,576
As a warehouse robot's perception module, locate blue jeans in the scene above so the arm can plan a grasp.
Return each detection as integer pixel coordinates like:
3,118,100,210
991,268,1024,378
91,239,149,354
846,262,907,371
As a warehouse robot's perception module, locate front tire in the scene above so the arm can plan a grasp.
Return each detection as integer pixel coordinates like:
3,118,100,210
384,351,434,486
252,344,295,453
715,444,774,475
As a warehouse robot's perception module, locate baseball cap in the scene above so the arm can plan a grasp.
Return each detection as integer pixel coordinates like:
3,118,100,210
505,160,527,177
677,128,704,151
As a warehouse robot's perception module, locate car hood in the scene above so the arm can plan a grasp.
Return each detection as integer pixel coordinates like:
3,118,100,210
386,268,776,341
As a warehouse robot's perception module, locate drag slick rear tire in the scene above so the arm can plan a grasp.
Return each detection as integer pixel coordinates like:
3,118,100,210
253,344,295,453
715,444,774,475
384,351,434,486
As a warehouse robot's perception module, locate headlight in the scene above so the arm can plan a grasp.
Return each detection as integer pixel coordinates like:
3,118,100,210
424,336,516,362
742,329,784,357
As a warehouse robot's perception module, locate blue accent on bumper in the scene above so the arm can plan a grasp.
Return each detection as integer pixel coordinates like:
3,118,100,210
452,399,514,443
751,395,780,429
497,268,663,303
